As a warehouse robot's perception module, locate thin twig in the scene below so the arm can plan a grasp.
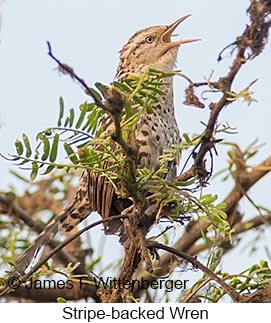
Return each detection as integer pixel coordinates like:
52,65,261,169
47,42,94,97
175,0,271,184
23,214,127,281
182,277,212,303
1,214,127,295
152,242,241,302
134,154,271,298
47,41,136,167
189,213,271,256
47,41,112,114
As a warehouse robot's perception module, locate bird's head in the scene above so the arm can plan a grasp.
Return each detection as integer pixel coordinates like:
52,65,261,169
116,15,200,80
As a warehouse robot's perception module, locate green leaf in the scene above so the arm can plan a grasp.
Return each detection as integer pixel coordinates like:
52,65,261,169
34,149,39,160
87,111,99,134
30,161,39,181
89,87,103,102
212,212,226,225
17,159,30,166
125,102,133,119
125,75,140,82
64,143,79,164
133,96,144,106
248,264,260,275
58,97,64,127
183,133,191,144
57,297,67,303
144,86,164,96
216,202,227,210
260,260,269,269
82,106,103,134
87,256,102,271
113,81,132,94
64,108,75,127
43,164,55,175
174,178,196,186
44,128,52,136
69,108,75,127
22,134,32,158
41,135,50,161
15,140,24,155
201,194,218,205
49,133,59,162
217,209,228,219
95,82,110,98
86,103,97,112
75,102,88,129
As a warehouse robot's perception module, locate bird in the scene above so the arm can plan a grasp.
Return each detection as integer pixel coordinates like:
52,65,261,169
3,15,199,289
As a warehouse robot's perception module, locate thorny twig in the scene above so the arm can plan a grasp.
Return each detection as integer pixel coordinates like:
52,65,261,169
175,0,271,185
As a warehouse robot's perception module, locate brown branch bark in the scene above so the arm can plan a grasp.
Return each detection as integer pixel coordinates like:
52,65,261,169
224,156,271,218
3,281,99,302
242,285,271,303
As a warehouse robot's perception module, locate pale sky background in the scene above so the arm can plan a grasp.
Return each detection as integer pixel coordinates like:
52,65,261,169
0,0,270,298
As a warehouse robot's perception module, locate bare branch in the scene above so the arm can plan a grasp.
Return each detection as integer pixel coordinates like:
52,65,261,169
47,41,98,100
175,1,271,184
151,241,241,302
224,155,271,218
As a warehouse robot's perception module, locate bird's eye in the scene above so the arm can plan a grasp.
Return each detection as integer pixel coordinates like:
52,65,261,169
145,36,154,44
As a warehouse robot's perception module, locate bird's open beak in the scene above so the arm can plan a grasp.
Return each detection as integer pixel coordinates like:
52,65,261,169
161,15,201,47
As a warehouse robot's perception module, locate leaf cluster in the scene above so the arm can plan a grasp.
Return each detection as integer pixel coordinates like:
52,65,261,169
205,260,271,302
3,68,235,251
7,69,173,181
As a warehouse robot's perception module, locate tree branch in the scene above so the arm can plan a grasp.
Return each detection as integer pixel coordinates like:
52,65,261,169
150,242,241,302
132,153,271,300
174,0,271,184
224,155,271,217
3,281,99,302
0,214,127,296
188,213,271,255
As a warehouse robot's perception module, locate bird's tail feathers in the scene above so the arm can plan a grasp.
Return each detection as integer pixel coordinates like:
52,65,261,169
5,211,68,281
